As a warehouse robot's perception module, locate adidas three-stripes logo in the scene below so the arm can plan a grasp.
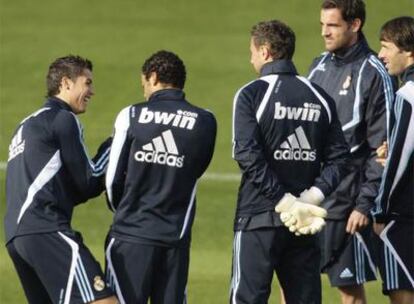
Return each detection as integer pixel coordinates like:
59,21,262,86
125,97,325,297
273,126,317,161
134,130,184,168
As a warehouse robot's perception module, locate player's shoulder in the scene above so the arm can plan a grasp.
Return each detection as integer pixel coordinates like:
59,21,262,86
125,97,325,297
312,51,330,64
235,77,270,102
185,102,217,126
397,81,414,104
52,107,79,128
364,53,388,76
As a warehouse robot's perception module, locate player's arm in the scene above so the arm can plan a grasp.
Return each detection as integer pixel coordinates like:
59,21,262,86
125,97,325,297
309,85,350,200
232,84,285,203
53,111,110,203
105,106,132,212
355,70,397,217
372,94,414,225
194,112,217,178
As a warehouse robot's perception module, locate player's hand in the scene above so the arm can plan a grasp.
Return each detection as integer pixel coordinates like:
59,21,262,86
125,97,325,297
296,216,326,235
346,210,369,234
275,193,327,235
376,141,388,167
373,223,385,236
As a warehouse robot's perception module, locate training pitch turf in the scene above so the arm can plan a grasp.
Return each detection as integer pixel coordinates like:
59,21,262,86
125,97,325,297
1,0,413,302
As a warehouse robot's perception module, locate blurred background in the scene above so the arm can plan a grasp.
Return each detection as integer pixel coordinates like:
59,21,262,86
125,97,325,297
1,0,413,302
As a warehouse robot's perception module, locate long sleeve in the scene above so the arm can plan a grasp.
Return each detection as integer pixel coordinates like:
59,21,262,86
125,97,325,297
196,112,217,178
373,84,414,222
232,85,285,203
53,111,110,204
355,70,396,215
313,91,350,196
105,106,132,212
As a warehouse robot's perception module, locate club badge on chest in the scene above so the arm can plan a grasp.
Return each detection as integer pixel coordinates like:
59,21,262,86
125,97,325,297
339,75,352,96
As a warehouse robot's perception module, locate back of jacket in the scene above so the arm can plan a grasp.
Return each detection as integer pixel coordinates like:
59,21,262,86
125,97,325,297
232,60,349,219
5,97,110,243
308,36,397,219
106,89,216,246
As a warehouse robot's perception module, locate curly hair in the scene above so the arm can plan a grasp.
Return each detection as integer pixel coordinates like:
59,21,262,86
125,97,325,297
46,55,92,97
380,16,414,53
250,20,295,60
322,0,366,31
141,50,186,89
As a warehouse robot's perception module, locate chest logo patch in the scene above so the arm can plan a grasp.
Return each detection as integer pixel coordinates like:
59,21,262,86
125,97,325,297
339,75,352,96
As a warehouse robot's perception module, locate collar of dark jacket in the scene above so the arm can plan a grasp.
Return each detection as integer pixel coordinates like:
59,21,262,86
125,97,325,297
45,96,73,112
331,33,371,66
260,59,298,76
148,88,185,102
401,63,414,84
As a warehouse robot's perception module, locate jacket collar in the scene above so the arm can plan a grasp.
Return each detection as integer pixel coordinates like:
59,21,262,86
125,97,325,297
148,88,185,102
260,59,298,77
331,34,371,65
44,96,74,112
401,64,414,84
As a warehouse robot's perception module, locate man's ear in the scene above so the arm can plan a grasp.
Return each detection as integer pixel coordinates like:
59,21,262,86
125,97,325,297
350,18,362,33
260,44,272,61
148,72,158,86
60,76,73,91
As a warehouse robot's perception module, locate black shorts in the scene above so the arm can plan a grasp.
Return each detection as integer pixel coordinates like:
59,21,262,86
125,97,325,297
229,227,321,304
6,231,113,304
105,234,189,304
320,220,378,287
378,220,414,294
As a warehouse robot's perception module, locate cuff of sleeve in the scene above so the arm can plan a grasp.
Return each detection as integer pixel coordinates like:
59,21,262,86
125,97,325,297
354,198,376,217
309,186,325,205
372,214,387,224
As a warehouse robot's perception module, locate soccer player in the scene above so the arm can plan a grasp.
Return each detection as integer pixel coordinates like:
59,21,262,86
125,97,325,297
105,50,217,304
372,16,414,304
230,20,349,303
4,55,117,304
308,1,397,303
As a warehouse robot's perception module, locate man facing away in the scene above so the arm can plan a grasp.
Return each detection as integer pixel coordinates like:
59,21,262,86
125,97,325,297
105,50,217,304
4,55,117,304
308,1,397,303
230,20,349,304
372,16,414,304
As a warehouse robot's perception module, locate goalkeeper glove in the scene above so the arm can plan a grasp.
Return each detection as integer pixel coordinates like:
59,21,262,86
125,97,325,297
299,186,325,206
275,193,327,235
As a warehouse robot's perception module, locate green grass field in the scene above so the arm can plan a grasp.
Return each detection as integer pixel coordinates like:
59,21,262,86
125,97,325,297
1,0,413,302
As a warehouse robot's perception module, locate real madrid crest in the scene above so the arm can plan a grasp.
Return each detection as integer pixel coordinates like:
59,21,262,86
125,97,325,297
93,275,105,291
339,75,352,96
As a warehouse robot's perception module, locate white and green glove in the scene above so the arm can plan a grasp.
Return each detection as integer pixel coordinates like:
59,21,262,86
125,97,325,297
275,193,327,235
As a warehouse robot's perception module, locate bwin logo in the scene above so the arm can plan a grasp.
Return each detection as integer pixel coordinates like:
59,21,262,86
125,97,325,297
134,130,184,168
8,126,25,161
138,107,197,130
274,126,316,161
274,102,321,122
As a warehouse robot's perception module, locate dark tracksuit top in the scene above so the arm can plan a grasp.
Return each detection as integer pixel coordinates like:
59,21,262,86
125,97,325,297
5,97,111,244
308,35,397,220
373,64,414,223
232,60,350,230
105,89,217,247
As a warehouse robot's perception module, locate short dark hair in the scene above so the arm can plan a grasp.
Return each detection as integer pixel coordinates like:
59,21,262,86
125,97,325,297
250,20,296,60
141,50,186,89
46,55,93,97
322,0,366,31
380,16,414,53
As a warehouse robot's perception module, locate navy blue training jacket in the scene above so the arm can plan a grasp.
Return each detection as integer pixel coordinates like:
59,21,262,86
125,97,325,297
309,35,397,219
232,60,350,229
106,89,216,247
5,97,111,243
